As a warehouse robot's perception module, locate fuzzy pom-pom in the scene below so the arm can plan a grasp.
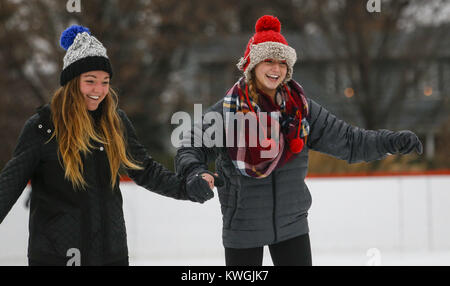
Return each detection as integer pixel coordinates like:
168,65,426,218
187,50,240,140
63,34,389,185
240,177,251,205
255,15,281,33
289,138,304,153
60,25,90,50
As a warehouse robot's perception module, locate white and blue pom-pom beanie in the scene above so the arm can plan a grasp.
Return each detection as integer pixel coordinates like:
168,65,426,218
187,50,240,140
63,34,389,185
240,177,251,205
59,25,113,86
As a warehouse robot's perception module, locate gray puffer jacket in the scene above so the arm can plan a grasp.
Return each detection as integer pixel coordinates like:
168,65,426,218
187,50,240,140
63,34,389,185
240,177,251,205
175,97,394,249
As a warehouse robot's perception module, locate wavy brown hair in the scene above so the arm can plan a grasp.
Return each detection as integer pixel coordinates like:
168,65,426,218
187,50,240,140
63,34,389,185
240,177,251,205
50,76,142,190
248,70,259,104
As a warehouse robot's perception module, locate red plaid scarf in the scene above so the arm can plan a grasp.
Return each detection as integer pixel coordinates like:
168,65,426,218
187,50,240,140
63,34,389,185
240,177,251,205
223,78,309,178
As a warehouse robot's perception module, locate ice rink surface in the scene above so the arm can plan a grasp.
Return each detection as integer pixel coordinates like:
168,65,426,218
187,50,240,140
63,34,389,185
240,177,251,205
1,175,449,266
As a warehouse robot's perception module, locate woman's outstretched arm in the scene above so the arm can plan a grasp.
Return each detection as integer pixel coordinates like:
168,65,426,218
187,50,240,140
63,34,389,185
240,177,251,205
306,98,422,163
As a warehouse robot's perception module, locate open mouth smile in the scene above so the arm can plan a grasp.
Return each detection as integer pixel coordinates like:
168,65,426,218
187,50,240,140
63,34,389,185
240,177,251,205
266,74,280,81
87,95,100,100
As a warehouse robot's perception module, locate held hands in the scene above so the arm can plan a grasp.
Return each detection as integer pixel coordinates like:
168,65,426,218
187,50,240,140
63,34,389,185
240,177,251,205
185,170,224,204
385,130,423,155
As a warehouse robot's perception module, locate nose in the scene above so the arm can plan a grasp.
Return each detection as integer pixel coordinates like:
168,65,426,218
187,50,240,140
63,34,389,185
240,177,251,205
271,63,280,73
93,82,102,94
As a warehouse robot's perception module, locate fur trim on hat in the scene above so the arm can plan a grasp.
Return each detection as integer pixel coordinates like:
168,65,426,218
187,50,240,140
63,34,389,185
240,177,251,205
237,41,297,84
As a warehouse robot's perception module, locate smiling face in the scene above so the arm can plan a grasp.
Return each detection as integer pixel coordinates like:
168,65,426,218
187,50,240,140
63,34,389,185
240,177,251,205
253,59,288,97
79,71,110,111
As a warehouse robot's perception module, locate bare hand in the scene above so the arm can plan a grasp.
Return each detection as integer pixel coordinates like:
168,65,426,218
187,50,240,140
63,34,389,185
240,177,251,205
201,173,218,190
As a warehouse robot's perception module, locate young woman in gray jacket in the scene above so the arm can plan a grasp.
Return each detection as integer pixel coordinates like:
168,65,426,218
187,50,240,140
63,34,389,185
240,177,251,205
174,15,422,266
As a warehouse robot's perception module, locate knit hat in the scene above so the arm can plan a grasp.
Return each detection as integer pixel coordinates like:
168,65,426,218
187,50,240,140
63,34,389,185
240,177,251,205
59,25,113,86
237,15,297,84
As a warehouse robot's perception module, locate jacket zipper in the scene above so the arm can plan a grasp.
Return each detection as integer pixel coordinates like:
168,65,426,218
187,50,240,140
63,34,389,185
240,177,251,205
80,173,91,265
96,145,108,264
74,148,90,266
272,172,277,243
100,187,107,263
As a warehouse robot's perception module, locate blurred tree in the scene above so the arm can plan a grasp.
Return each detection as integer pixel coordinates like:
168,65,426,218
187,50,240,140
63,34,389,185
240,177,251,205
283,0,449,167
0,0,237,167
278,0,448,130
163,0,449,132
0,0,448,170
0,0,59,167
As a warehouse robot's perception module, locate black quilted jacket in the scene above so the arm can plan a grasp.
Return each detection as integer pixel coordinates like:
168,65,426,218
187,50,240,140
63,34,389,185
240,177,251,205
0,104,188,265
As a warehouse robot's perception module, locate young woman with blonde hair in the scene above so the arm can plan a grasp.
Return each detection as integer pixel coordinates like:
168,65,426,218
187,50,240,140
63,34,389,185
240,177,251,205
0,25,213,266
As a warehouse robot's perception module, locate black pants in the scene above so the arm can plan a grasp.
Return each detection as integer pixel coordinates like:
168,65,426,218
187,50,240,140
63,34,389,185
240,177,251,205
225,233,312,266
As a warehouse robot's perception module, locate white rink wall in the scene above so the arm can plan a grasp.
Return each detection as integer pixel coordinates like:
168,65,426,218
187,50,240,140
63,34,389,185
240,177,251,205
0,175,449,266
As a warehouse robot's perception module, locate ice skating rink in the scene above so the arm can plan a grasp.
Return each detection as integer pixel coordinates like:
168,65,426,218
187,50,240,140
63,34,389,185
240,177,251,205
1,174,449,266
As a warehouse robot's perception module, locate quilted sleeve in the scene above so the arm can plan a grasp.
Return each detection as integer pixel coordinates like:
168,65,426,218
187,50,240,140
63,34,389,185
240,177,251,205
118,110,189,200
306,98,390,163
174,100,222,179
0,114,42,224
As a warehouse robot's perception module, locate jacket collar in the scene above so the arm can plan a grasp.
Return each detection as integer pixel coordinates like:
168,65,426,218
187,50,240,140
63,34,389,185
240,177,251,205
36,104,54,139
36,104,52,123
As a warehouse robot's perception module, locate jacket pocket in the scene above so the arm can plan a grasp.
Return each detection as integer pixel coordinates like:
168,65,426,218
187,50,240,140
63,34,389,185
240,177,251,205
106,199,128,254
44,212,81,258
226,205,238,229
224,181,237,229
217,157,242,229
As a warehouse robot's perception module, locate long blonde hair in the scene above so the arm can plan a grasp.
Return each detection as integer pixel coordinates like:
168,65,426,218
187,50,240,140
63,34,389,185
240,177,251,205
50,76,142,190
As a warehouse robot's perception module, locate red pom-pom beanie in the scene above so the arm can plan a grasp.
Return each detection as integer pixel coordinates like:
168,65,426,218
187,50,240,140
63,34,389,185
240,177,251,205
237,15,297,84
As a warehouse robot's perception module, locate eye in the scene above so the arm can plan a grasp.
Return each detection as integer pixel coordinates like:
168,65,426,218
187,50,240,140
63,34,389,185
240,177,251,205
102,82,109,85
85,80,94,84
